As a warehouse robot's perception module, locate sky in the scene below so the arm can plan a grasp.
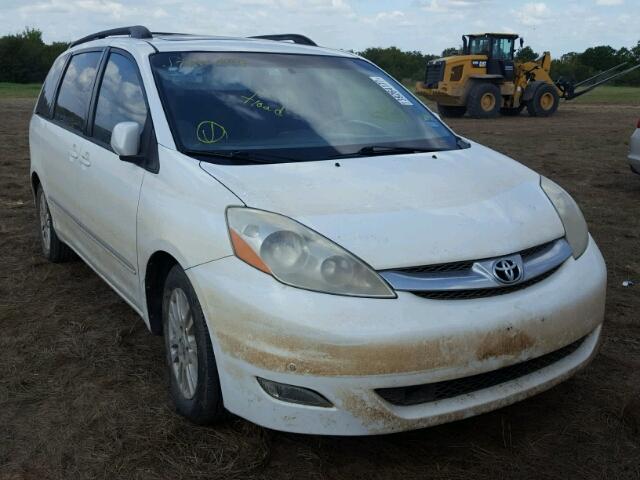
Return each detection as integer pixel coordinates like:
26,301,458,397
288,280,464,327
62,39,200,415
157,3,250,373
0,0,638,57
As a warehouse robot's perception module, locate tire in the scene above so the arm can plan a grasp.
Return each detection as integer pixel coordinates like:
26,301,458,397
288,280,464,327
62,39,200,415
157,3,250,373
36,186,74,262
526,83,560,117
500,105,525,116
162,264,224,424
437,104,467,118
467,83,501,119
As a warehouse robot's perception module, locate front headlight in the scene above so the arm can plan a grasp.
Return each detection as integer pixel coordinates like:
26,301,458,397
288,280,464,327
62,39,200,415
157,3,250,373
540,176,589,258
226,207,396,298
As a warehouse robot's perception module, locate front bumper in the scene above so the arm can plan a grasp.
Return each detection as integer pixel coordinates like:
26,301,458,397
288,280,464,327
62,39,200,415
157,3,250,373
187,237,606,435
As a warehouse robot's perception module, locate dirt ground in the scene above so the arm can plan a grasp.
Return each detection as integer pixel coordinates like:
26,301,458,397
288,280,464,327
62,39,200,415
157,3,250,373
1,97,639,479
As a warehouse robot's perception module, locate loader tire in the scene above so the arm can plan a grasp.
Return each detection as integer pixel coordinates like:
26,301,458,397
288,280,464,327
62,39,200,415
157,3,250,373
467,83,501,119
437,104,467,118
526,84,559,117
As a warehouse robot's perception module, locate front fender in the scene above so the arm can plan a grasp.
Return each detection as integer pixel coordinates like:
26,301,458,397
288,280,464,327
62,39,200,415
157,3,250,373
137,146,244,277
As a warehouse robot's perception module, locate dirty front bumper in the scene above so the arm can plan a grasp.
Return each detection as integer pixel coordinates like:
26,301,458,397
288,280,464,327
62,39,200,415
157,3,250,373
187,236,606,435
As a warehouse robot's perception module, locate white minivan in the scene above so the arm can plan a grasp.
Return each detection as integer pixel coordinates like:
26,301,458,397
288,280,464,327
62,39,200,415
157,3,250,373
30,26,606,435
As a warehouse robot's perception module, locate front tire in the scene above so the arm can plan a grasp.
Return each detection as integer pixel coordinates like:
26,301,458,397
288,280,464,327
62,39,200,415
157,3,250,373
467,83,501,118
162,265,224,424
36,186,74,262
526,84,560,117
437,104,467,118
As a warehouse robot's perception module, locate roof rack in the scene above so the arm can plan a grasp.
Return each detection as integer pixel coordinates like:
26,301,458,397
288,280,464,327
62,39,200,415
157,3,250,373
68,27,317,49
250,34,317,46
69,25,152,48
151,32,196,37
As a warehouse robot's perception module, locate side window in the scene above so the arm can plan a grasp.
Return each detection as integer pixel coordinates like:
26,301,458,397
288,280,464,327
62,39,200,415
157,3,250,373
53,51,102,132
35,54,67,117
93,52,148,146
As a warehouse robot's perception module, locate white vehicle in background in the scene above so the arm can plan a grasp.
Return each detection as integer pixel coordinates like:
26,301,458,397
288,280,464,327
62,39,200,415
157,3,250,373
629,118,640,174
29,26,606,436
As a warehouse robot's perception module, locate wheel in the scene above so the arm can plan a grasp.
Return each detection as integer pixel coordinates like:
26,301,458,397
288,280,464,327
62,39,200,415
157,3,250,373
467,83,501,118
437,104,467,118
36,186,74,262
526,84,559,117
500,105,525,116
162,264,224,424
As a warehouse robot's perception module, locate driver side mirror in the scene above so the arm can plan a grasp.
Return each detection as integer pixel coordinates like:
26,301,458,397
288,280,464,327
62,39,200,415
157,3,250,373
520,38,524,49
111,121,141,158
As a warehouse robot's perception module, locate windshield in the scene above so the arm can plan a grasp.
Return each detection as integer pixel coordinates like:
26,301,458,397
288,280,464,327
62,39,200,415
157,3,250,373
150,52,459,163
468,36,490,55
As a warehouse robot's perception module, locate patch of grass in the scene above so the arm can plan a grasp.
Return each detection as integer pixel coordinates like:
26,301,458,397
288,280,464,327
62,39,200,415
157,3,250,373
0,82,41,98
571,85,640,105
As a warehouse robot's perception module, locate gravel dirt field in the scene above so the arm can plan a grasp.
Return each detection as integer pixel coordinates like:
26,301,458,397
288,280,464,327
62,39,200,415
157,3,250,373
1,97,639,479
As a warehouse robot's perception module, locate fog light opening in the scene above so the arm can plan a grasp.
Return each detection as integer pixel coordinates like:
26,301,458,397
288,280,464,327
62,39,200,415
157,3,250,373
257,377,333,408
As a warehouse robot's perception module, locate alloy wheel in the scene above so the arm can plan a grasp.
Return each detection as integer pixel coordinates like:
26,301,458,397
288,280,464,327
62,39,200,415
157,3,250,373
167,287,199,399
39,192,51,255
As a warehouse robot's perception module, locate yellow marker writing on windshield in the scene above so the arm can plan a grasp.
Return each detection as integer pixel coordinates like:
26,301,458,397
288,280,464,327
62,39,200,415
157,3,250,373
241,92,285,117
197,120,228,144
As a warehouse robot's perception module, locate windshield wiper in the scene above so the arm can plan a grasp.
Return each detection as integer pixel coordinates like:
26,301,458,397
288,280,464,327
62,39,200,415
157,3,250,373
183,149,291,164
359,145,440,155
330,145,447,159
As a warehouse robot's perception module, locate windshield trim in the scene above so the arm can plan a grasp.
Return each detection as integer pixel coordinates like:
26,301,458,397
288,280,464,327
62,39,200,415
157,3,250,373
149,50,460,165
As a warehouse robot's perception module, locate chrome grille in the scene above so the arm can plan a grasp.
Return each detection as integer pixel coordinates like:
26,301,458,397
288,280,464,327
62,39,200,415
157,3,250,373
398,260,474,275
412,266,559,300
393,239,557,275
380,238,571,300
520,242,554,259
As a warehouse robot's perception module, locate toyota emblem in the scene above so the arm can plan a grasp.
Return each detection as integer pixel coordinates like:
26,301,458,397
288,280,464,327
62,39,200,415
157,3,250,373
492,258,523,284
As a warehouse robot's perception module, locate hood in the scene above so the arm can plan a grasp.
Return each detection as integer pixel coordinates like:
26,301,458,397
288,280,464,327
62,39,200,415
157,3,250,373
199,143,565,270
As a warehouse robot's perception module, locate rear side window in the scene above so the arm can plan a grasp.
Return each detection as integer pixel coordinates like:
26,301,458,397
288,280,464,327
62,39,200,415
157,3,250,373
93,52,147,145
54,51,102,132
35,54,67,118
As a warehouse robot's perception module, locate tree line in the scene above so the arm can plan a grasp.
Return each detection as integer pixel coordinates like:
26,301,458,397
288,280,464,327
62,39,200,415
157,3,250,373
0,28,67,83
358,41,640,86
515,44,640,86
0,28,638,87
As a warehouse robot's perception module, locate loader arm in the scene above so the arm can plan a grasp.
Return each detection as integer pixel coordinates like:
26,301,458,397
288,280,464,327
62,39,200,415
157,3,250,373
556,63,640,100
512,52,559,107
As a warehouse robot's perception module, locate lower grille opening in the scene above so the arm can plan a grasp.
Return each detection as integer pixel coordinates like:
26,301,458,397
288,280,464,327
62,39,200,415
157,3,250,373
376,336,585,406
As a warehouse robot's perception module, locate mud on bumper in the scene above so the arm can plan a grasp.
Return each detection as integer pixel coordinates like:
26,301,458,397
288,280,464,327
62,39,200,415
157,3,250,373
211,326,601,435
187,238,606,435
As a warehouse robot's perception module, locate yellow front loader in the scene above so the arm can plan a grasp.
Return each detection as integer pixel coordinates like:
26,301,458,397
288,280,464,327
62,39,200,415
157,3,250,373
415,33,640,119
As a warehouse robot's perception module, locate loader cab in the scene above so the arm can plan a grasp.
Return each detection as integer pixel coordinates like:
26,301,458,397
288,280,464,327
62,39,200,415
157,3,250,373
463,33,520,81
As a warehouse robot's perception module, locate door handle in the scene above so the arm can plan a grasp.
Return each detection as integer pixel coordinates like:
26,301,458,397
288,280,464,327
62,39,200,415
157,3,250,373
69,151,78,162
79,152,91,167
